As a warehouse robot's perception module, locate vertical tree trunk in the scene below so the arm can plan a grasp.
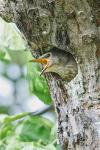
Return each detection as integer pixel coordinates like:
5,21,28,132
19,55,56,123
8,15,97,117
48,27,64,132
0,0,100,149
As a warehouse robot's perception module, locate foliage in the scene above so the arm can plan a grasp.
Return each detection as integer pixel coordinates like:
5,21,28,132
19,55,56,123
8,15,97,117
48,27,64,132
28,62,52,104
0,50,5,60
0,17,52,104
0,114,60,150
0,47,52,104
0,17,54,150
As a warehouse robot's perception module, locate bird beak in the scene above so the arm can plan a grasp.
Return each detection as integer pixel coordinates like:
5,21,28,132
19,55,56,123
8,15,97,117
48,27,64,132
29,58,48,64
29,58,49,75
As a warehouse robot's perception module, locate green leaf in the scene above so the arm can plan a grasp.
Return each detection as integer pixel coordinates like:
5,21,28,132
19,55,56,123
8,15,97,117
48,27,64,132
16,116,53,144
0,114,58,150
0,51,5,59
0,121,14,140
27,62,52,104
0,137,34,150
0,106,10,114
7,50,29,66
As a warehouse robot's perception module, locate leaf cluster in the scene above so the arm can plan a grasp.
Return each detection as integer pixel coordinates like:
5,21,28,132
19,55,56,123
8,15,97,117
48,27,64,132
0,114,61,150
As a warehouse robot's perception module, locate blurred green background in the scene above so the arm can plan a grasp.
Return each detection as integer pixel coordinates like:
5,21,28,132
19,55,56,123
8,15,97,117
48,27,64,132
0,17,61,150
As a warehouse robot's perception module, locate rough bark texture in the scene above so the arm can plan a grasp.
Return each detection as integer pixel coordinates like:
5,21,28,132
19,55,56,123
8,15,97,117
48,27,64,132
0,0,100,149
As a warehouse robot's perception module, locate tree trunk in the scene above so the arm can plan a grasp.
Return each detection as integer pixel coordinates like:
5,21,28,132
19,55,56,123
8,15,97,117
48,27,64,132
0,0,100,149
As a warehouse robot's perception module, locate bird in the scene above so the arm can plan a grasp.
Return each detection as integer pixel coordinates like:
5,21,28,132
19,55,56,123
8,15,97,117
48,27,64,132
29,47,78,82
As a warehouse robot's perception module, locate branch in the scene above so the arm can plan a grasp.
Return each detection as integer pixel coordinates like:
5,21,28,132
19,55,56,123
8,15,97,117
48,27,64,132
3,105,53,123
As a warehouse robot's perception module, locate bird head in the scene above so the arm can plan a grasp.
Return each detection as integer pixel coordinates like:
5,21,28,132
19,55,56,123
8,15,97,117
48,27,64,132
29,48,78,81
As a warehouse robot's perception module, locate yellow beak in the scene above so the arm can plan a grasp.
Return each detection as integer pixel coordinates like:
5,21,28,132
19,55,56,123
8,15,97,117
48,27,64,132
29,58,48,64
29,58,49,75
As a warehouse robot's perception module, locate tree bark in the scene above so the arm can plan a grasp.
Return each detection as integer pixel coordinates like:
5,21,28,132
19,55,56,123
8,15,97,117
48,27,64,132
0,0,100,149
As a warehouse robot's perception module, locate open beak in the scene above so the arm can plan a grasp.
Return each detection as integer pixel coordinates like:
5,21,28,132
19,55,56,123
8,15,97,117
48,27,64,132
29,58,49,75
29,58,48,64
